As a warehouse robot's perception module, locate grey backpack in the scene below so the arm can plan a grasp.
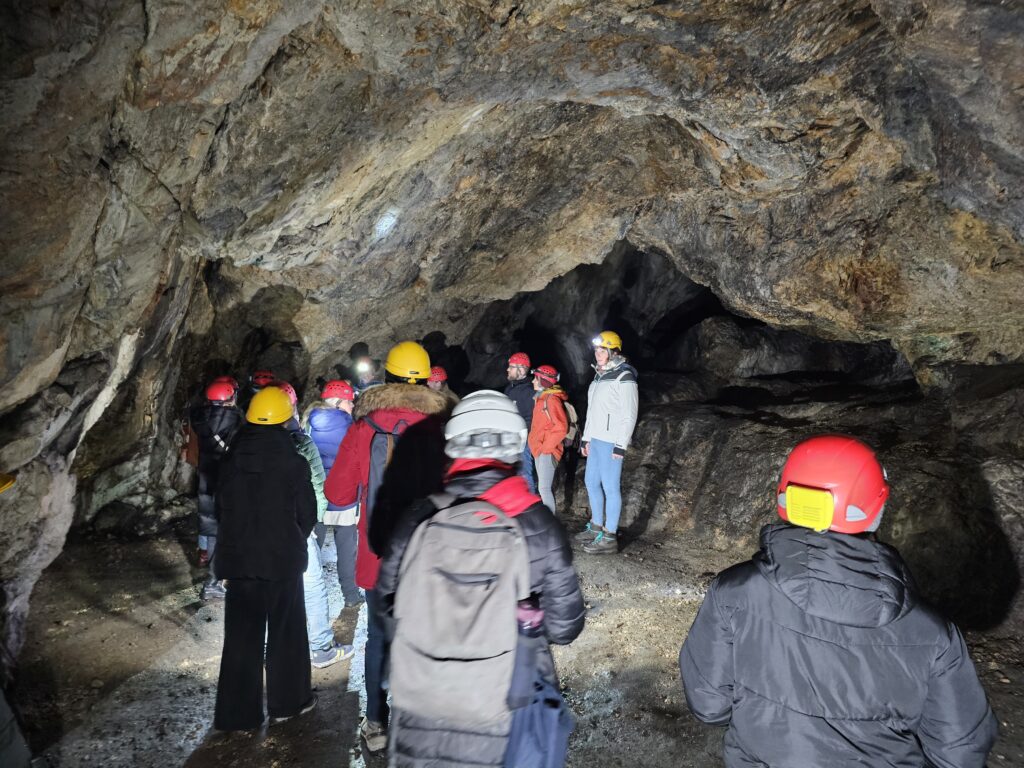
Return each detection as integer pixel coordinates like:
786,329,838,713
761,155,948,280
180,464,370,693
390,492,532,727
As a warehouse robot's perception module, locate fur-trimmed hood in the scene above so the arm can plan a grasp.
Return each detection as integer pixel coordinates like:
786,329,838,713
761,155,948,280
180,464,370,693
354,383,451,421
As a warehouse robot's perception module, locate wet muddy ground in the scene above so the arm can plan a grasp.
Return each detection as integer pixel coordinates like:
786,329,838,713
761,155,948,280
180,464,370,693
11,519,1024,767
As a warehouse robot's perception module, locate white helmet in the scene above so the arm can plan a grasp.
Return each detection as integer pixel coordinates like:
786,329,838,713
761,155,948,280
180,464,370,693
444,390,527,462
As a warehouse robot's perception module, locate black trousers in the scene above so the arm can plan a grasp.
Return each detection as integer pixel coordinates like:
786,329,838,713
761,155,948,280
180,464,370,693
214,575,312,730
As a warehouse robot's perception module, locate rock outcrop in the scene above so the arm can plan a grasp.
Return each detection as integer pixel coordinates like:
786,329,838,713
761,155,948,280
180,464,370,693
1,0,1023,672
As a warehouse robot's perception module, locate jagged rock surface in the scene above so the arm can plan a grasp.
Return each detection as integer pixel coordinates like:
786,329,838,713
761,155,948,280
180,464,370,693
1,0,1023,672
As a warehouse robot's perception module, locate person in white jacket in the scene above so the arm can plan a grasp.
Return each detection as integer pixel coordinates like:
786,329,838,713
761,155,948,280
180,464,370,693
577,331,638,554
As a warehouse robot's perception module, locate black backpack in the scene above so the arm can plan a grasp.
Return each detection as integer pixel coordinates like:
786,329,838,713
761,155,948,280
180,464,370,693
363,416,409,524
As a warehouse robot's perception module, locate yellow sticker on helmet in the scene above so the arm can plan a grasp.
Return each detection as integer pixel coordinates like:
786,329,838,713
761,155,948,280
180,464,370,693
785,485,835,532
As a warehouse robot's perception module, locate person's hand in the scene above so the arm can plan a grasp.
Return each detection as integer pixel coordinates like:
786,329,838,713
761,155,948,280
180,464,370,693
581,442,589,457
612,453,623,460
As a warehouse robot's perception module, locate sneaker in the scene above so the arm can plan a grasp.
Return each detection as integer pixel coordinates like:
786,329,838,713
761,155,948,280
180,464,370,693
583,531,618,555
311,642,355,669
360,717,388,753
270,694,318,724
574,522,603,543
201,579,226,600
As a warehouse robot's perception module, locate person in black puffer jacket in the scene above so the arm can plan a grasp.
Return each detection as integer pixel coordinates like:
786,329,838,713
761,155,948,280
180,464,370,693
376,390,585,767
213,386,319,732
680,436,997,768
188,379,244,599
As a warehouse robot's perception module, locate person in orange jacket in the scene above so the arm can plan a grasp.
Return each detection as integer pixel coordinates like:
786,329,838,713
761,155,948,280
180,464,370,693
527,365,570,513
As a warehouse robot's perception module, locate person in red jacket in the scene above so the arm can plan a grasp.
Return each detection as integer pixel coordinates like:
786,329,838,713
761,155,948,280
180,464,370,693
528,365,570,514
323,340,450,754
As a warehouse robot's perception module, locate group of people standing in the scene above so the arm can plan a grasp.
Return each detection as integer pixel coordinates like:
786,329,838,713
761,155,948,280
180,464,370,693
183,332,998,768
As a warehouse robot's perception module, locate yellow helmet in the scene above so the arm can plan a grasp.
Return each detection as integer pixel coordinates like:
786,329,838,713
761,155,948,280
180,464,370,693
592,330,622,351
246,386,293,425
385,341,431,383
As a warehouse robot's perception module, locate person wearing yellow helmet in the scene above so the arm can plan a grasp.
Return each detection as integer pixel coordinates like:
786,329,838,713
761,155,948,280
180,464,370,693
323,340,452,753
578,331,639,555
212,385,320,731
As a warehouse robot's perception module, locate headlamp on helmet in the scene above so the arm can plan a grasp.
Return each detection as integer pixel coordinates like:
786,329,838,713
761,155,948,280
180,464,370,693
776,435,890,535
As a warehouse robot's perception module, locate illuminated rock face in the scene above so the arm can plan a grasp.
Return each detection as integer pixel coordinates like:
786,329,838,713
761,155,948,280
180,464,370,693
1,0,1023,669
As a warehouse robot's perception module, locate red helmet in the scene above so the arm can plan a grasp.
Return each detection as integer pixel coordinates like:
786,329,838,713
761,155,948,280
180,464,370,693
508,352,531,368
321,379,355,401
251,370,275,387
777,435,889,534
429,366,448,383
532,365,559,385
212,375,239,391
273,381,298,406
205,381,236,403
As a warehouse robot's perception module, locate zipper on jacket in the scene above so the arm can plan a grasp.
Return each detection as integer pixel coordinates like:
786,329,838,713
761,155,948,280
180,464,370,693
606,413,610,431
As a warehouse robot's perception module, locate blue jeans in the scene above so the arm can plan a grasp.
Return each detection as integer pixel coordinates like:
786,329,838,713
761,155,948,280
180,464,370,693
520,445,537,494
365,589,390,725
584,439,623,533
302,533,334,653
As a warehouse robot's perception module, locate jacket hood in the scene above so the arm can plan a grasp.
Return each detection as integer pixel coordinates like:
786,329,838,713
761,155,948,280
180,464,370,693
304,401,352,432
541,386,568,400
354,382,450,421
754,523,915,628
592,357,637,378
444,462,541,516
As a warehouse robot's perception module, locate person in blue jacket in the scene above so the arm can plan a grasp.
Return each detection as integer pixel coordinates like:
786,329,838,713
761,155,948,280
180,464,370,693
302,379,362,608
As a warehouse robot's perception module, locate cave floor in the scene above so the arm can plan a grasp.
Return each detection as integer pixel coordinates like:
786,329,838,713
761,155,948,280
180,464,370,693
12,522,1024,768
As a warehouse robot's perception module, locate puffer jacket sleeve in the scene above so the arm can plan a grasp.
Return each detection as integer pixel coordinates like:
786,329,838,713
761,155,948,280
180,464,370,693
296,434,329,522
612,369,638,456
917,623,998,768
538,516,585,645
679,579,735,726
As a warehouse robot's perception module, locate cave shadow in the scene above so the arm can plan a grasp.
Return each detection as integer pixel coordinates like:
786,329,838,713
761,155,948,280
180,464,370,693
899,458,1020,632
421,331,471,395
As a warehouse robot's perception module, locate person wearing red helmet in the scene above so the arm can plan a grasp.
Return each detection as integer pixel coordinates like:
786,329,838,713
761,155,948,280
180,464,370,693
301,379,361,610
188,379,244,599
680,435,997,768
426,366,460,408
238,369,275,413
528,365,570,513
504,352,537,494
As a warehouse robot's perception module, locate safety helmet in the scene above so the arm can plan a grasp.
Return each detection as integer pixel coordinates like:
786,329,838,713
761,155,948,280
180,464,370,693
273,381,298,406
212,375,239,391
205,381,236,403
429,366,448,383
777,435,889,534
246,386,293,425
444,390,527,462
321,379,355,401
592,331,622,351
251,369,275,387
508,352,531,368
385,341,430,383
532,365,559,386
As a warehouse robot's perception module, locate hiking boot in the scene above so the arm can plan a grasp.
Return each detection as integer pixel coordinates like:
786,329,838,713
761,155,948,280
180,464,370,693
311,642,355,669
583,531,618,555
574,522,603,543
360,717,388,753
270,695,318,724
201,579,226,600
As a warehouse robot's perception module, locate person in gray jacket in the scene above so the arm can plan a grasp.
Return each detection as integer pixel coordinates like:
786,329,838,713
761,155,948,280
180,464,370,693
680,435,997,768
578,331,639,554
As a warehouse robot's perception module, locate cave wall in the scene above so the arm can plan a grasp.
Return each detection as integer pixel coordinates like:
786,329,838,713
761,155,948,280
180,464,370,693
1,0,1024,672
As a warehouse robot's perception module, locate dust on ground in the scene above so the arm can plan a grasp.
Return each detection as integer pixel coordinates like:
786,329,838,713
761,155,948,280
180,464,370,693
11,520,1024,767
